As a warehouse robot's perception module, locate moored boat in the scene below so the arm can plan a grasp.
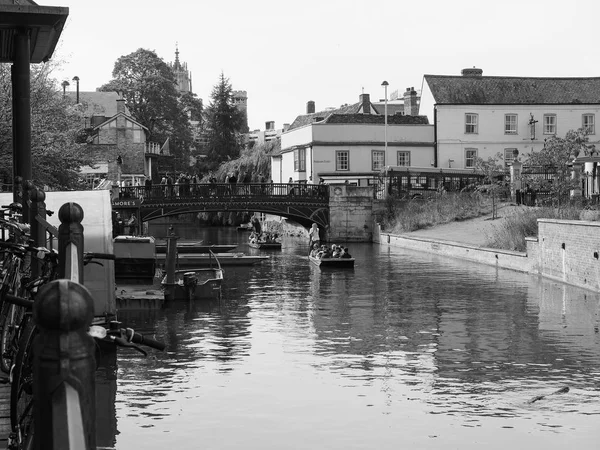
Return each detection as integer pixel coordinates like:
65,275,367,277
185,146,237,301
308,254,355,268
249,241,282,250
113,235,156,280
161,266,224,301
156,252,269,267
155,242,238,254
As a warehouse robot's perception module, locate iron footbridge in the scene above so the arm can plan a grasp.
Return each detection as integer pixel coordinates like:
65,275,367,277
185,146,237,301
115,183,330,229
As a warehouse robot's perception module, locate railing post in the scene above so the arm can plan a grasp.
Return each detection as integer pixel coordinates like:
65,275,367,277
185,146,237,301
58,202,84,283
33,279,96,450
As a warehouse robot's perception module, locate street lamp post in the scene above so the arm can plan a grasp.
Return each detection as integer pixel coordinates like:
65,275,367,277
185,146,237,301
61,80,69,98
72,75,80,103
381,81,389,155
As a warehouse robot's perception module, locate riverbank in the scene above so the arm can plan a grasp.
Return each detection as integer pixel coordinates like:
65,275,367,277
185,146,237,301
375,203,600,292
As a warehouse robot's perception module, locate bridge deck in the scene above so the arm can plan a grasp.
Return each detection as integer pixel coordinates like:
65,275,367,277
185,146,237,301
113,182,332,227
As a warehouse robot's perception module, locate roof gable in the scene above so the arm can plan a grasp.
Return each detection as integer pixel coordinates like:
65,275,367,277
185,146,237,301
93,112,148,131
424,75,600,105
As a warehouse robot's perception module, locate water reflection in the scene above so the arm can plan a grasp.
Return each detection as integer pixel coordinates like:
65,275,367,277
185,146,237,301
104,226,600,449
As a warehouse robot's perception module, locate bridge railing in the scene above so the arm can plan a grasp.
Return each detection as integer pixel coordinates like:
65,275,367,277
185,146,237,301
117,182,329,202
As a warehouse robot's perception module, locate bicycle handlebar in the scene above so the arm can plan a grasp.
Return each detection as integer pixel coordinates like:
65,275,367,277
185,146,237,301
124,329,166,351
4,293,34,308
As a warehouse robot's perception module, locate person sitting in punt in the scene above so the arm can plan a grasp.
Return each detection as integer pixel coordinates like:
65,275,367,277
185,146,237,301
332,245,342,258
341,247,352,258
310,243,320,257
318,245,333,259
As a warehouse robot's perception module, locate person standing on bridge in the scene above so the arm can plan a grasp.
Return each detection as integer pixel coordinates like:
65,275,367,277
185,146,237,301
308,223,320,256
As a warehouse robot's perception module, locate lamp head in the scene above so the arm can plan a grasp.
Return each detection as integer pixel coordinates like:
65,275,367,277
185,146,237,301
381,80,389,87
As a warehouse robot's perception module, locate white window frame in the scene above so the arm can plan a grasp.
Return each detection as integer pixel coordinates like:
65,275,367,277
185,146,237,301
465,148,478,168
336,150,349,171
583,114,595,134
294,148,306,172
133,129,142,143
397,151,411,166
543,114,557,135
465,113,478,134
504,114,517,134
372,150,385,171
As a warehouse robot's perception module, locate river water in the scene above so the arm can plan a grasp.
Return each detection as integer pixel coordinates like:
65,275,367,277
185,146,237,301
98,224,600,450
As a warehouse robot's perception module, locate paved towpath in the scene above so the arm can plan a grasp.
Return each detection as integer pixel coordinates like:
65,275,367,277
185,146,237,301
400,203,522,247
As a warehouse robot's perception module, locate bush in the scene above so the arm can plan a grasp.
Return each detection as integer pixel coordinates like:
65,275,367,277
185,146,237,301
383,192,491,234
485,206,589,252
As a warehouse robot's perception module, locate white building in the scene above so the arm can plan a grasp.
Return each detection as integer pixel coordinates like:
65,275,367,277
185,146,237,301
248,121,289,147
422,68,600,169
272,92,434,185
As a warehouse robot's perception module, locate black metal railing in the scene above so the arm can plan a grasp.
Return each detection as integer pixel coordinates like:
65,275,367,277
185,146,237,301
117,182,329,202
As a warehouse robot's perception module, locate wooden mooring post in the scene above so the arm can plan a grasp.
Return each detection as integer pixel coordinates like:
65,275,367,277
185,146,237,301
163,231,179,302
32,202,96,449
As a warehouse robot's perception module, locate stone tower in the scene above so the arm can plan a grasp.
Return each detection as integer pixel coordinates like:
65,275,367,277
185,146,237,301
169,44,191,94
233,90,249,133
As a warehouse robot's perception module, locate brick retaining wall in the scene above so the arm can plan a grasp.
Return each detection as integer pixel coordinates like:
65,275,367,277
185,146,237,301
375,219,600,292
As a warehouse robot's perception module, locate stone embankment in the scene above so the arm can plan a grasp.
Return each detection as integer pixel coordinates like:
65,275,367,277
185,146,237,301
375,204,600,292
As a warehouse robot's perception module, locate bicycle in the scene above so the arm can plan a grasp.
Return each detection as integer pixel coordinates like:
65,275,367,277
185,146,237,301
8,252,163,450
0,242,57,374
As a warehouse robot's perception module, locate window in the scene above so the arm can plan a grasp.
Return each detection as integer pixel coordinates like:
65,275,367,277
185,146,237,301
336,151,349,171
583,114,595,134
504,114,517,134
133,129,142,143
543,114,556,135
294,148,306,172
397,151,411,166
465,113,478,134
465,148,478,168
504,148,517,167
372,150,385,171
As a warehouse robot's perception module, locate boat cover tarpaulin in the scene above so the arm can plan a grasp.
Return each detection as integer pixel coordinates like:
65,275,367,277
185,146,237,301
0,190,116,317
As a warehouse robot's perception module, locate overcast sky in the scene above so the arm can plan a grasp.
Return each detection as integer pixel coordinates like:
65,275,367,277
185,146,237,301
42,0,600,130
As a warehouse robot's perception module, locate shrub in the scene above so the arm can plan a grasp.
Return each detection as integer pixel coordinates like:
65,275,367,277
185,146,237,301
383,192,491,234
485,206,590,251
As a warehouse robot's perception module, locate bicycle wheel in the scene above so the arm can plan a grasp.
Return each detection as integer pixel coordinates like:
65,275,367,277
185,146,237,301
1,303,24,374
10,317,36,445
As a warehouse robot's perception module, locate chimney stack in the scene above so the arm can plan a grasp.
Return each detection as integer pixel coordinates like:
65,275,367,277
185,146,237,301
359,93,371,114
461,67,483,77
403,87,419,116
116,98,126,114
307,100,315,114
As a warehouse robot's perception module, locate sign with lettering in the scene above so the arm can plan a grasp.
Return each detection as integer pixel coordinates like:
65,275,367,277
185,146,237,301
112,199,140,208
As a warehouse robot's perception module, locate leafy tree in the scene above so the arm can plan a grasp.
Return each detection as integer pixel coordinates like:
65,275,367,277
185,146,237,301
473,153,508,219
202,72,245,171
200,139,277,182
0,62,92,189
523,128,595,208
99,48,193,171
180,91,203,122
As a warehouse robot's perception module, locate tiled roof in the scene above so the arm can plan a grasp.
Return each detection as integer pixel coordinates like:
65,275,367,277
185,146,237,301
287,102,363,130
67,91,130,117
325,114,428,125
424,75,600,105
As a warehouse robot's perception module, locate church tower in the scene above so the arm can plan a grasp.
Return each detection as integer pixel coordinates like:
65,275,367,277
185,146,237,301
169,44,192,94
